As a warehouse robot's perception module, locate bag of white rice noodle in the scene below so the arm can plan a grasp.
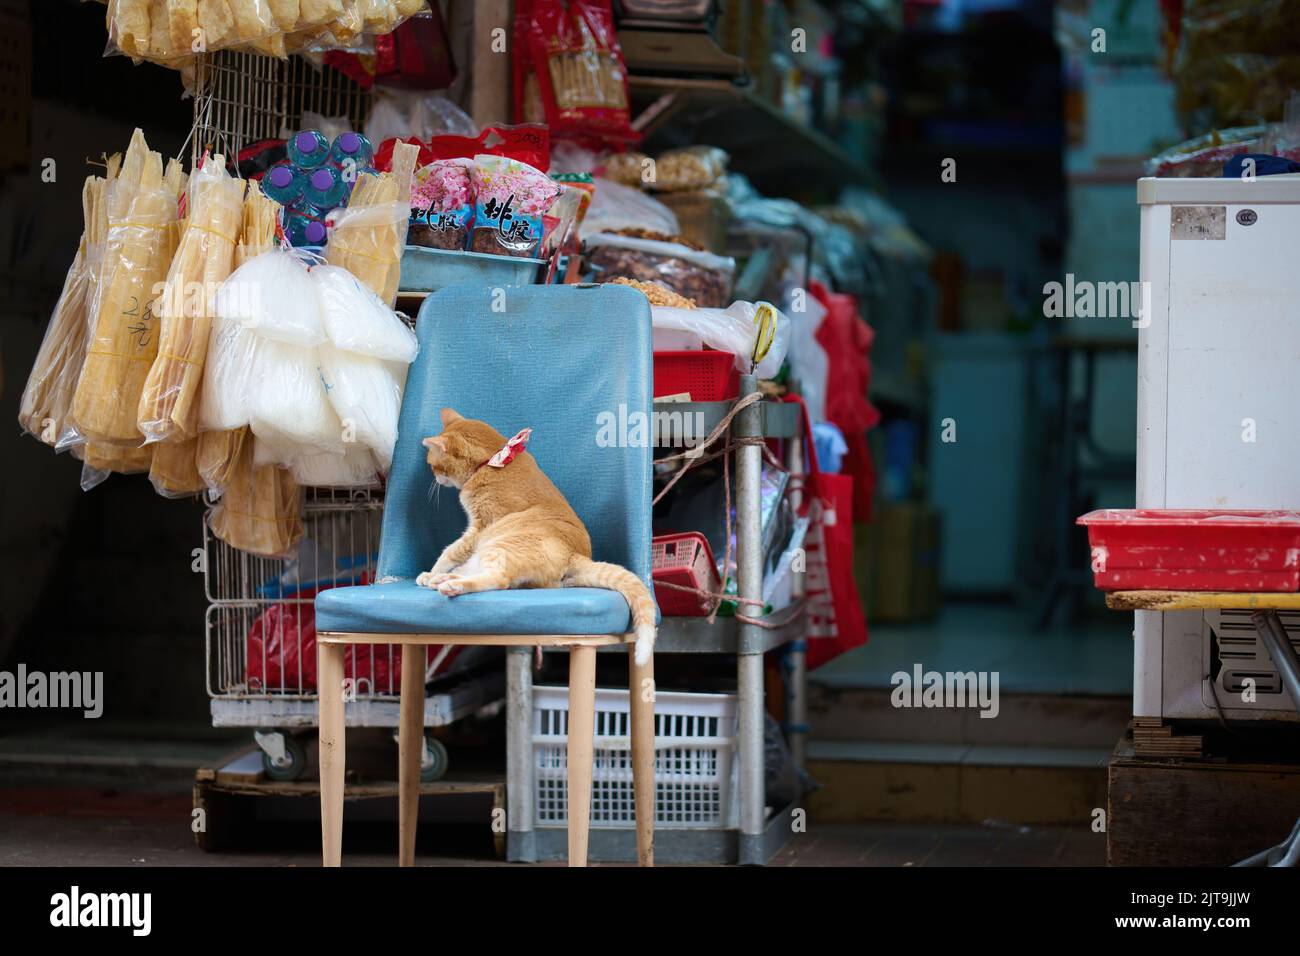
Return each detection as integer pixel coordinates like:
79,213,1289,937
200,304,262,431
317,342,403,473
248,340,343,457
313,263,417,363
220,249,324,347
290,444,381,489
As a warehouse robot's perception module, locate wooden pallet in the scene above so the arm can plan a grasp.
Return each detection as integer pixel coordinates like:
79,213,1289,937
1131,716,1204,759
1108,734,1300,866
193,747,506,858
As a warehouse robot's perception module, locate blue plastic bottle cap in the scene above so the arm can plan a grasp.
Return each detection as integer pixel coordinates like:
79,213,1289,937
311,168,335,191
268,166,294,189
338,132,361,155
304,221,327,244
296,131,323,155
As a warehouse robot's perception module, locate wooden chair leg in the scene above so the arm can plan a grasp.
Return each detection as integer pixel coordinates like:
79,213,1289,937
567,644,597,867
398,643,425,867
318,642,346,867
628,650,655,867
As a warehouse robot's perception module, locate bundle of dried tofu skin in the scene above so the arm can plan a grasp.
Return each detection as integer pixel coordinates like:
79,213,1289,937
71,129,182,447
324,140,418,307
209,431,304,557
18,168,114,447
138,156,245,443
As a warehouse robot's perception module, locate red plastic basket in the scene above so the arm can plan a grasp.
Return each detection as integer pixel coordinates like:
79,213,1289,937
1077,509,1300,592
653,350,739,401
651,531,722,616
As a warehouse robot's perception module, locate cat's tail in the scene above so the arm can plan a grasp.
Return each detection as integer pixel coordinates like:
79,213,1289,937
563,555,657,666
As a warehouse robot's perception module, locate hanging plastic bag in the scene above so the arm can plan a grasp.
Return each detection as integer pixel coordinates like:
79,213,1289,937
138,157,245,443
217,248,324,347
324,140,419,306
313,264,418,362
317,343,403,472
290,444,381,488
651,301,790,379
249,340,343,456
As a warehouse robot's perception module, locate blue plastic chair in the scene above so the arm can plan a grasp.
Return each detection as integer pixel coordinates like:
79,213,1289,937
314,283,657,867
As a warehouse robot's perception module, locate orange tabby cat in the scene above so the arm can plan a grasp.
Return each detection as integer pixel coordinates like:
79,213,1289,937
417,408,657,664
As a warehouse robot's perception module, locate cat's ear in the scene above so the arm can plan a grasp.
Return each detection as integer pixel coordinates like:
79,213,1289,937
422,436,448,452
440,407,463,426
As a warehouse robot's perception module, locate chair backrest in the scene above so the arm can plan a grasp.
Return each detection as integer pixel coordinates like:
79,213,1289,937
377,283,654,591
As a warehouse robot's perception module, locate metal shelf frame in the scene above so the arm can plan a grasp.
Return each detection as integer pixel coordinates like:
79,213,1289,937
505,377,809,865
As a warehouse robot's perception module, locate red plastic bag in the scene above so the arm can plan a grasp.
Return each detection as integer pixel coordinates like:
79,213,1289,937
374,124,551,174
245,581,457,695
325,8,456,91
513,0,638,145
786,396,868,669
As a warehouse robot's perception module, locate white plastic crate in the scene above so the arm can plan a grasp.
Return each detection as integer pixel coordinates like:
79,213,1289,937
533,685,738,830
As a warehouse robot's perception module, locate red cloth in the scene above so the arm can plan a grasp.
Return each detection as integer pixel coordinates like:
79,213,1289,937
811,280,880,522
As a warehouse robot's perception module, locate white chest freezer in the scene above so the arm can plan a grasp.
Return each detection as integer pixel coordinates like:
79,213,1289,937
1135,174,1300,722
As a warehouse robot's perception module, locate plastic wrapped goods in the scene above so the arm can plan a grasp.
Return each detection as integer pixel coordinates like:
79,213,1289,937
149,435,206,498
290,444,381,488
197,426,249,495
324,140,419,306
313,264,417,362
138,157,246,443
18,172,110,447
651,301,790,379
71,130,181,446
209,435,304,558
581,177,678,238
218,248,323,347
317,343,403,471
584,230,734,307
249,340,343,457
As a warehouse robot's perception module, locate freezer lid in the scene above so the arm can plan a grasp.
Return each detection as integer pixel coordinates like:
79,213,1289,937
1137,174,1300,205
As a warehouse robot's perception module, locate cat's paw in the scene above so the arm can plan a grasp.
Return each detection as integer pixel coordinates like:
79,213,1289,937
416,570,452,589
436,576,467,597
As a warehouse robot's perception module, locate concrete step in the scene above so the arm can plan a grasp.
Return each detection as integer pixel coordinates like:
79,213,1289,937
805,739,1110,826
808,682,1130,749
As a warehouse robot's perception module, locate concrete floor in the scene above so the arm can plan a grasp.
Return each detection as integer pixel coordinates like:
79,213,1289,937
0,765,1103,867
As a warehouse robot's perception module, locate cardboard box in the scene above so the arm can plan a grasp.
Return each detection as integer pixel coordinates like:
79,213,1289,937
861,503,941,623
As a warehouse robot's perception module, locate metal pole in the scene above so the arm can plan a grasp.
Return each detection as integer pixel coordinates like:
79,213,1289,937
735,374,766,863
505,645,536,862
785,432,807,772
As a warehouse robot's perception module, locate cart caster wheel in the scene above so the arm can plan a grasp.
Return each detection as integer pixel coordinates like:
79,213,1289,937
421,735,449,783
256,731,307,782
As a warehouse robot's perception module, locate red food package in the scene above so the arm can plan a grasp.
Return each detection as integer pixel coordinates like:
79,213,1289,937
374,125,551,175
513,0,638,145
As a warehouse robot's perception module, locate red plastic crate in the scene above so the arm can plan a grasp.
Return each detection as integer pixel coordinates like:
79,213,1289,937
651,532,721,616
1076,509,1300,592
653,350,739,401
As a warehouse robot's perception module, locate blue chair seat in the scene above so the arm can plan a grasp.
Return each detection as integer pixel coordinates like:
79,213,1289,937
315,579,634,636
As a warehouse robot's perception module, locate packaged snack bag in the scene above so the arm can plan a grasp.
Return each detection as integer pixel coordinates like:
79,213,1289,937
408,159,474,250
469,154,561,258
